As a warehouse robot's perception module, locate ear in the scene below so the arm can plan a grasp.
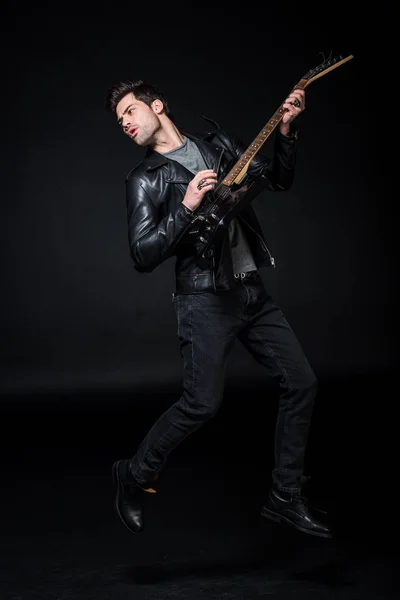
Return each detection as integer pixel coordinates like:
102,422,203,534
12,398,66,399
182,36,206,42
152,99,164,114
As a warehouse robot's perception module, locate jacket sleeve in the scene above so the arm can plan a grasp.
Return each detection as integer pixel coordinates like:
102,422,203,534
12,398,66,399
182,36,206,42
126,176,194,273
225,126,299,192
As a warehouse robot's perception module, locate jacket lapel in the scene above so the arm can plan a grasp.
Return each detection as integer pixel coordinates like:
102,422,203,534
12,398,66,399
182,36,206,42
141,135,225,183
142,150,191,184
185,135,225,176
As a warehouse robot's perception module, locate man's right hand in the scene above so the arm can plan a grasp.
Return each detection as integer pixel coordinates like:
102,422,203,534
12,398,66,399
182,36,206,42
182,169,218,212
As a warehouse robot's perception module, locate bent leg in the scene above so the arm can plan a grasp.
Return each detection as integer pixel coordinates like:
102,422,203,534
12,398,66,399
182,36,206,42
130,292,238,485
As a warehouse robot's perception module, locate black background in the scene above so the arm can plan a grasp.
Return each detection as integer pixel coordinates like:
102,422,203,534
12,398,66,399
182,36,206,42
1,4,398,598
1,4,393,399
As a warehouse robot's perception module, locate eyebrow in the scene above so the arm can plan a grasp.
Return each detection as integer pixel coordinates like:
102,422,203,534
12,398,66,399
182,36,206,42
117,103,134,126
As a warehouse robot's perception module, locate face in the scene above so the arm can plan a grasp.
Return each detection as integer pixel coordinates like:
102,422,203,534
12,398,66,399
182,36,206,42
116,93,162,147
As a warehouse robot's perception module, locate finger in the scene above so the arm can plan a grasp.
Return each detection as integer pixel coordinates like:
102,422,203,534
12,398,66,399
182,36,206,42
200,181,216,192
285,95,302,104
289,90,305,107
291,88,305,99
282,103,298,112
198,176,217,184
283,100,299,110
197,176,217,191
283,99,302,112
197,170,216,178
199,177,217,185
198,172,218,182
287,89,304,99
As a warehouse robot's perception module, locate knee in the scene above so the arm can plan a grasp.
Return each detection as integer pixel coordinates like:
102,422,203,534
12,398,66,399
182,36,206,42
286,369,317,397
194,397,221,422
298,371,318,398
199,403,220,422
181,392,222,422
306,372,318,393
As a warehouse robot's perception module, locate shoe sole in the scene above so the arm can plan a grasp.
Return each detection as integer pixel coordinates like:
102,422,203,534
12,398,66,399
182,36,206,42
112,460,142,535
261,507,333,539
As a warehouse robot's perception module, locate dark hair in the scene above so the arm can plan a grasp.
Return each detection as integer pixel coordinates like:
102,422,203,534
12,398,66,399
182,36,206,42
105,79,174,120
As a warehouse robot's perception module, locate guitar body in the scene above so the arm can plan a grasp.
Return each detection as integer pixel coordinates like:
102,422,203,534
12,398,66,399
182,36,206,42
189,176,267,259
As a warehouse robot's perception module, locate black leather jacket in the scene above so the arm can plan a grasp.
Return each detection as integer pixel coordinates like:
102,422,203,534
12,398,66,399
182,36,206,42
125,118,299,293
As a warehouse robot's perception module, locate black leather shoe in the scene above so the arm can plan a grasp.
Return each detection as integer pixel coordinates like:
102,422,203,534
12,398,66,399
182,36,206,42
261,488,332,538
112,459,152,534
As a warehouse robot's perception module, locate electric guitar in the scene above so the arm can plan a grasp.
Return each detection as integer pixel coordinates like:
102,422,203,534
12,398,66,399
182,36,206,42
187,52,354,260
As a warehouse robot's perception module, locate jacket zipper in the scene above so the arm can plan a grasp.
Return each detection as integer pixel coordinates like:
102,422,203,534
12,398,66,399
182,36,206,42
212,256,217,292
208,146,223,292
239,214,275,267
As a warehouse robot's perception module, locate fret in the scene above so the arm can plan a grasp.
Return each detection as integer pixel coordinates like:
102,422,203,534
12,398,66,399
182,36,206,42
222,104,288,187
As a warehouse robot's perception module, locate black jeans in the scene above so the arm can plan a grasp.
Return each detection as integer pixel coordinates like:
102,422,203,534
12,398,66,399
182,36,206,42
129,272,317,494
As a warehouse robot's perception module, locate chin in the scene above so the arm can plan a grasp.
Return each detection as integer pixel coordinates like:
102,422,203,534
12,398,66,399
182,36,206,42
133,137,146,147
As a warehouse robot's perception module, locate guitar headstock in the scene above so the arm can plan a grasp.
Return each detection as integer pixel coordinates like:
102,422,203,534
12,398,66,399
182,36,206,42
302,52,354,87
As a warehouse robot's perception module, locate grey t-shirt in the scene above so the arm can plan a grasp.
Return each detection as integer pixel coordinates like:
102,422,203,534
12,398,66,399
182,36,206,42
162,136,257,274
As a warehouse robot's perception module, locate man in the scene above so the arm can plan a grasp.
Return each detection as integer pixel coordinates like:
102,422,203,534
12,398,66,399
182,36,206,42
105,79,332,539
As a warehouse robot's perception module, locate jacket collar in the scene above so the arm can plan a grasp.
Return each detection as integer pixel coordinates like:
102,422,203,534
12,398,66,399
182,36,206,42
141,132,224,183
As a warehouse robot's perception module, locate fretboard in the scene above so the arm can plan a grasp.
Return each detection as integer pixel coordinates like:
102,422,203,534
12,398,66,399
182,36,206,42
221,79,307,187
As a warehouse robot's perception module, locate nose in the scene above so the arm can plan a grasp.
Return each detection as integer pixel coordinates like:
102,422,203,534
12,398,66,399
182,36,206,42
122,116,131,132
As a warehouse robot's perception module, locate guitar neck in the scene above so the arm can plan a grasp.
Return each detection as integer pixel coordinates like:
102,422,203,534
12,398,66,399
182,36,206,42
221,79,307,188
221,53,353,188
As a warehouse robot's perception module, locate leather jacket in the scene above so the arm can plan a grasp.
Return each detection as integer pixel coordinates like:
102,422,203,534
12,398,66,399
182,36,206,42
125,117,299,293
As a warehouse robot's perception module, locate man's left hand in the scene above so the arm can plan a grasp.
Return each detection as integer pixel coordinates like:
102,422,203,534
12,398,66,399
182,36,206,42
280,89,305,133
